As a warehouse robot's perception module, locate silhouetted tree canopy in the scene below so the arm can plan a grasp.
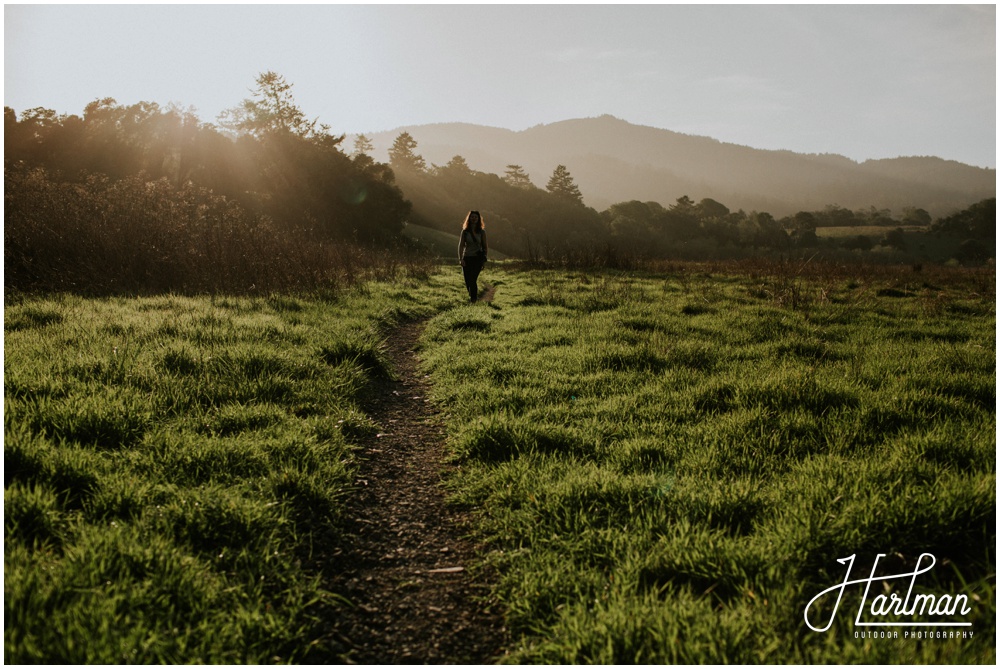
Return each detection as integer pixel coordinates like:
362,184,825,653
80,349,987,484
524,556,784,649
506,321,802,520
217,71,340,144
5,71,411,249
931,198,995,246
697,198,730,220
900,207,932,227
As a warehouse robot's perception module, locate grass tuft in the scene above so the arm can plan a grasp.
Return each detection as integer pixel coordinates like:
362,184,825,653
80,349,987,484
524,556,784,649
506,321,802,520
319,340,392,378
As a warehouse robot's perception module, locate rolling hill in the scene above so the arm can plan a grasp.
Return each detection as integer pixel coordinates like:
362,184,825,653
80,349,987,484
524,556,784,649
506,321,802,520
359,115,994,218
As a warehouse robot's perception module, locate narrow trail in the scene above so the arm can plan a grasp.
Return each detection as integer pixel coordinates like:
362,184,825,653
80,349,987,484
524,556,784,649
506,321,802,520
317,284,507,664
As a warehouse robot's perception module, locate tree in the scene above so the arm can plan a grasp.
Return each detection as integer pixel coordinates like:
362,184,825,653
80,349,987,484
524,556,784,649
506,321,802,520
350,133,394,182
388,132,426,172
7,107,68,165
857,205,894,227
955,238,990,262
819,205,860,227
217,71,340,146
670,195,697,215
604,200,657,249
791,211,818,231
503,164,533,189
790,227,819,248
659,196,700,241
882,227,907,250
546,164,583,205
901,207,931,227
353,134,374,157
696,198,730,220
931,198,995,246
444,155,471,173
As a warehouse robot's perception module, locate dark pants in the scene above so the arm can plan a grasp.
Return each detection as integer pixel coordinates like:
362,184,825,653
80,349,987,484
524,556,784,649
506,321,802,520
462,255,485,302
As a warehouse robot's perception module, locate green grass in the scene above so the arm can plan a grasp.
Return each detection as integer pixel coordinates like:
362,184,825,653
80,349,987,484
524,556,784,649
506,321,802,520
419,265,996,663
6,261,994,663
3,275,463,663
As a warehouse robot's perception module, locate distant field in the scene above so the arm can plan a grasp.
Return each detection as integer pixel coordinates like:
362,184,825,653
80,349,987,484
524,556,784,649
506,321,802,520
421,263,995,663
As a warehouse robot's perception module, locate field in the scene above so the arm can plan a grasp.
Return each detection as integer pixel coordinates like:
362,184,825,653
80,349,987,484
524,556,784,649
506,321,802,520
4,260,996,663
420,263,996,663
3,275,458,662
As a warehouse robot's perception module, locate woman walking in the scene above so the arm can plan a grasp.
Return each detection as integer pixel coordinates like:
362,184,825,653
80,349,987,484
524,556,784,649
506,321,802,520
458,210,488,303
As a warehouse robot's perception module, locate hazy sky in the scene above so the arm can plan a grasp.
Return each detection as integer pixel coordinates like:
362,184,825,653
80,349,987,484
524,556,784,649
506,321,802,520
5,4,996,168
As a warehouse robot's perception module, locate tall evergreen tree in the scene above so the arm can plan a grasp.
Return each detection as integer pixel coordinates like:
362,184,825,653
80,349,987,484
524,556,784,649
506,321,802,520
504,164,534,189
217,71,340,145
388,132,426,172
353,133,374,157
444,155,471,173
546,164,583,205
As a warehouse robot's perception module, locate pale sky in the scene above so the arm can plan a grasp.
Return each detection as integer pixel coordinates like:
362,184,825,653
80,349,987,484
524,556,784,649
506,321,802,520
4,4,996,168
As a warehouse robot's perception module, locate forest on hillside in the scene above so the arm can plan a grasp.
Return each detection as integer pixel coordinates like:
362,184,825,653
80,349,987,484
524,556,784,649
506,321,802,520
362,115,996,216
5,72,995,296
393,147,994,265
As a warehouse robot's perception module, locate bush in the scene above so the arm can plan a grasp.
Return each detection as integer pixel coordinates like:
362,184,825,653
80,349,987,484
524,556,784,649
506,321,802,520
4,162,431,295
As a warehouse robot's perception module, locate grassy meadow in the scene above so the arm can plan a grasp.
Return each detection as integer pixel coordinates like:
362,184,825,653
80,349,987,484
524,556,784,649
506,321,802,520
419,263,995,663
4,260,995,663
3,274,459,663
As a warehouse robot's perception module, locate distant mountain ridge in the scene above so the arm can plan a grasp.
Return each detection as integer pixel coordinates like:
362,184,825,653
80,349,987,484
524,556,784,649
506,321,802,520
360,115,994,218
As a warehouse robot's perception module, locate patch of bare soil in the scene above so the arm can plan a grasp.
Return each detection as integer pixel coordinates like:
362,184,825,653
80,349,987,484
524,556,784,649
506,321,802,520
312,285,507,664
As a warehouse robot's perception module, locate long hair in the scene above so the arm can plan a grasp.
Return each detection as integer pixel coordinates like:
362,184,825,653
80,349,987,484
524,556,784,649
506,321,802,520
462,210,485,232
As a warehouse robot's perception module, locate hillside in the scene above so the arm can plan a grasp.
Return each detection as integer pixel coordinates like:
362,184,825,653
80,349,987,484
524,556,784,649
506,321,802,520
360,115,994,217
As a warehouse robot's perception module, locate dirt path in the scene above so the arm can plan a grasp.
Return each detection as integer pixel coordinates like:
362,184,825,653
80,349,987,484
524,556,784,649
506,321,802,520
316,285,507,663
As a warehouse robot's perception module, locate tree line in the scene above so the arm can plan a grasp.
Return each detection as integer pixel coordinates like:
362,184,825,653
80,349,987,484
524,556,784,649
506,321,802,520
6,73,413,243
5,71,993,295
5,72,430,294
375,130,607,259
369,129,994,264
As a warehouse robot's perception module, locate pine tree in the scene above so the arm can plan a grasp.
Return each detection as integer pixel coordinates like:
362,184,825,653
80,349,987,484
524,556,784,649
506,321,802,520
445,155,471,173
388,132,426,172
353,134,374,157
217,71,340,145
546,164,583,205
504,164,534,189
